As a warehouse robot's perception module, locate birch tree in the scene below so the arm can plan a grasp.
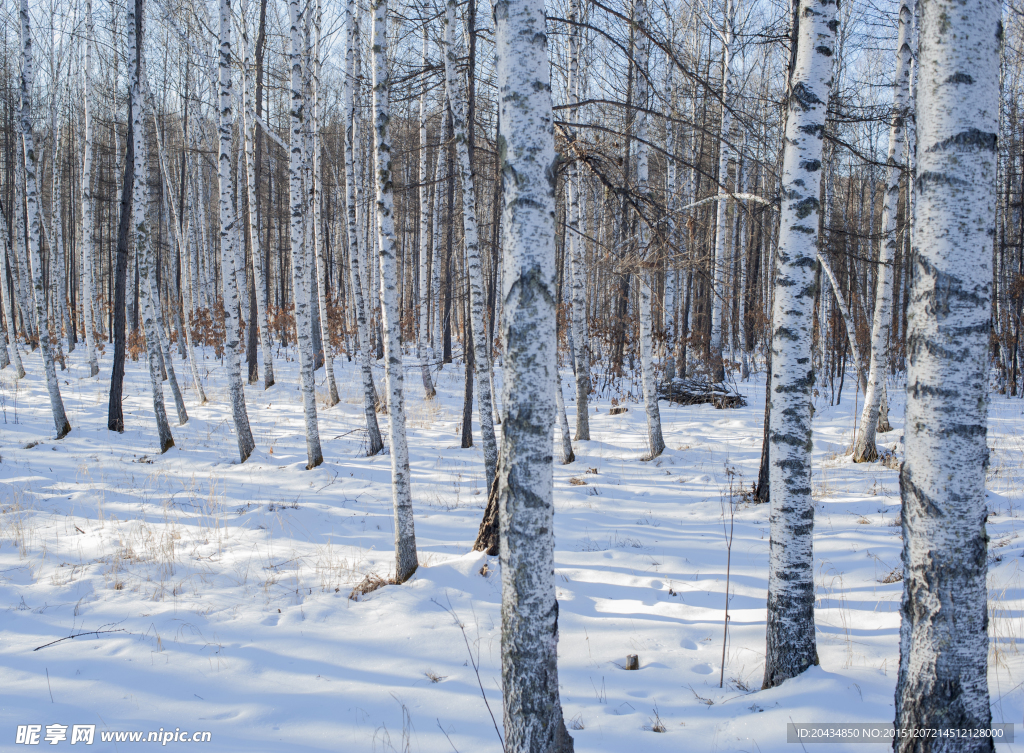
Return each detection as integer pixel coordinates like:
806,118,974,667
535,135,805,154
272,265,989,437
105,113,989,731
567,0,590,441
634,0,665,459
494,0,574,745
287,0,323,469
762,0,837,689
709,0,737,382
240,4,275,390
218,0,256,463
444,0,498,490
852,0,913,463
373,0,418,582
894,0,998,742
416,20,436,399
20,0,70,439
80,0,100,377
344,0,384,456
0,206,24,377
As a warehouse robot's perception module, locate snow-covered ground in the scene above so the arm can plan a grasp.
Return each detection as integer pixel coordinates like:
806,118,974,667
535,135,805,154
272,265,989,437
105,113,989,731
0,344,1021,751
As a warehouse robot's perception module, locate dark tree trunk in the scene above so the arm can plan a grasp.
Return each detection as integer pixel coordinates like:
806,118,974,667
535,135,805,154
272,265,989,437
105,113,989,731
461,296,475,448
107,97,134,433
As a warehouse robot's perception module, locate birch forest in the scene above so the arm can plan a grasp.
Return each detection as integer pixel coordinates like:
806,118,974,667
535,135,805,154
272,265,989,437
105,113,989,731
0,0,1014,746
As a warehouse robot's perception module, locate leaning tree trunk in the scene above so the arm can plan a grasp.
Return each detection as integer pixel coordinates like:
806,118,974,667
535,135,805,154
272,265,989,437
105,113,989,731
893,0,997,745
343,0,383,456
444,0,497,492
494,0,574,747
853,0,912,463
762,0,837,690
19,0,70,439
218,0,255,463
373,0,418,584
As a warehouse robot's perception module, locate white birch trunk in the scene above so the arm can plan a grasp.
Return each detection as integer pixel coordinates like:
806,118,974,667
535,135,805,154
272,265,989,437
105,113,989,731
853,0,913,463
416,21,436,398
494,0,573,745
240,12,275,390
430,140,445,363
567,0,590,442
128,9,173,452
309,0,339,407
343,0,384,455
20,0,69,438
286,0,323,468
13,141,36,346
0,207,25,376
709,0,736,382
218,0,255,462
444,0,498,491
894,0,997,741
372,0,418,583
81,0,99,377
633,0,665,459
763,0,837,689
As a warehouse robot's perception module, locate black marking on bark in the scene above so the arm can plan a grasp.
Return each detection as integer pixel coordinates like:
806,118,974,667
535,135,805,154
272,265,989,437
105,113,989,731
944,72,974,85
925,128,996,153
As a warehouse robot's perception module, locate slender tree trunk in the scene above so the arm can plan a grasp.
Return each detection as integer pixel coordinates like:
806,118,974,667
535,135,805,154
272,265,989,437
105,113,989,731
494,0,574,747
0,205,24,376
107,94,134,432
81,0,102,379
853,0,913,463
567,0,590,441
633,0,665,459
709,0,736,382
762,0,837,689
344,0,383,456
417,19,436,398
445,0,497,491
894,0,998,744
373,0,418,583
20,0,70,439
286,0,323,469
241,11,275,390
218,0,255,463
128,3,172,451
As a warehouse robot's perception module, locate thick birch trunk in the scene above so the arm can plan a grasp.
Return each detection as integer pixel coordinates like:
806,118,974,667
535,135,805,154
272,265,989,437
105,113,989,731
20,0,70,439
444,0,497,491
344,0,383,456
494,0,574,747
373,0,418,582
218,0,255,463
894,0,997,743
762,0,837,689
853,0,912,463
